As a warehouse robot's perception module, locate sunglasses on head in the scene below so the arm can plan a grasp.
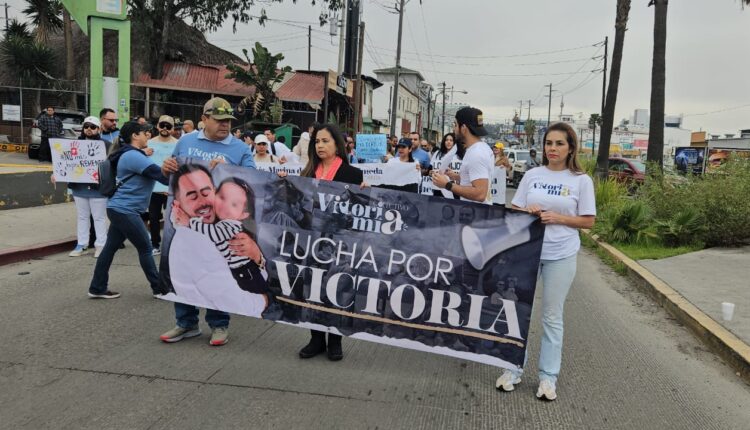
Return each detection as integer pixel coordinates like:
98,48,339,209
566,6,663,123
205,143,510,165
158,122,173,130
83,124,98,130
205,106,234,115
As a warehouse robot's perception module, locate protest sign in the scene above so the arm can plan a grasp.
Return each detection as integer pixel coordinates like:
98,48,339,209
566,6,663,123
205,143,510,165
49,138,106,183
491,167,507,205
150,142,178,193
355,134,387,162
159,160,545,370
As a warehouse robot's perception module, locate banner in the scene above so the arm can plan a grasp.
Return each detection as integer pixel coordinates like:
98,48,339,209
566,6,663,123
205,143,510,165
159,160,545,370
491,167,507,205
255,162,420,187
49,138,106,183
355,134,387,162
674,147,705,175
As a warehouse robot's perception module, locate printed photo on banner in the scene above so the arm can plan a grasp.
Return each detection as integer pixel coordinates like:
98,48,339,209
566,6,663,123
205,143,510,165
673,147,705,175
159,159,546,371
354,134,387,162
706,148,750,173
49,138,107,183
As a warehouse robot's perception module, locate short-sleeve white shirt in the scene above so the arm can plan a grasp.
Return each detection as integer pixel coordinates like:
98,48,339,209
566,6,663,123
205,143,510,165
511,167,596,260
458,141,494,204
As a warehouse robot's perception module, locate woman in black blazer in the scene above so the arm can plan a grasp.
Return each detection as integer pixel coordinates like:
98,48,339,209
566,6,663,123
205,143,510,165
298,123,363,361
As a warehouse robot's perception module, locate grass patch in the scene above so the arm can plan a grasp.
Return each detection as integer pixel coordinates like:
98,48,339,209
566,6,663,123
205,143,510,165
613,242,703,261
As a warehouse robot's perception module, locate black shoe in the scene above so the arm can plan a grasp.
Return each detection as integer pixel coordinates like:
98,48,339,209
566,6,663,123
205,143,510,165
327,334,343,361
299,332,326,359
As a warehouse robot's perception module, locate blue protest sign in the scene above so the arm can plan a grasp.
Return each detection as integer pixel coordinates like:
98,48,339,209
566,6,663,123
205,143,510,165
355,134,387,162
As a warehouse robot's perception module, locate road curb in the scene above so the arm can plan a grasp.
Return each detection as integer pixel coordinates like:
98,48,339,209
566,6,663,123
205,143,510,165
0,237,77,266
582,230,750,384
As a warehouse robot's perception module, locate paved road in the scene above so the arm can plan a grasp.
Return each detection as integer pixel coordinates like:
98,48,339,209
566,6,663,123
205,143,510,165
1,246,748,429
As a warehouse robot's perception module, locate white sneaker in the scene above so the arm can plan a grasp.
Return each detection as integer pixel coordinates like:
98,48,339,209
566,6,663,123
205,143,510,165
536,379,557,401
94,247,103,258
495,371,521,392
69,245,88,257
152,248,161,256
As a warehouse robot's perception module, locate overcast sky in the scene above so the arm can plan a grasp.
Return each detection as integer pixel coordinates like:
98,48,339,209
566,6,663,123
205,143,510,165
13,0,749,134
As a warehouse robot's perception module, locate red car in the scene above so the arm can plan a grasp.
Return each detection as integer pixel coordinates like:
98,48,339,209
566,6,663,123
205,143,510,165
608,157,646,185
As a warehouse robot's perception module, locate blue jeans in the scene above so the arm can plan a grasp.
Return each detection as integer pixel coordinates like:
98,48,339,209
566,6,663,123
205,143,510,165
175,303,230,329
511,254,578,384
89,209,159,295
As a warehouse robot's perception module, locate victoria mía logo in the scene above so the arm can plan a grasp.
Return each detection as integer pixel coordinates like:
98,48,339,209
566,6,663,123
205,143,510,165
317,193,405,235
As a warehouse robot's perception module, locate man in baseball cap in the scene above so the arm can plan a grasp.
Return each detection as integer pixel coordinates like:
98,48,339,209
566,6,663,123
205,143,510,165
431,106,494,204
203,97,237,121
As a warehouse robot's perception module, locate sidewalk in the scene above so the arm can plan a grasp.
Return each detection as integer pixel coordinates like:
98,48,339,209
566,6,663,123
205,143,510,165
0,203,77,263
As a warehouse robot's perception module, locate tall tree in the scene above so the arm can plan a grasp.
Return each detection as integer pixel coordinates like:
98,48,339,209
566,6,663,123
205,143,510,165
596,0,631,179
225,42,291,122
524,119,537,147
1,19,57,113
646,0,668,172
22,0,63,44
128,0,342,79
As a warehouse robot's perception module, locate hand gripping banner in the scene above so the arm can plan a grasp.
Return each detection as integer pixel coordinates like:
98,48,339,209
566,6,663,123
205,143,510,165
159,160,545,371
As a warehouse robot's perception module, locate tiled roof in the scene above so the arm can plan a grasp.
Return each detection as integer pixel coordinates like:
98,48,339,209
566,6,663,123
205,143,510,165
275,72,325,104
134,62,254,96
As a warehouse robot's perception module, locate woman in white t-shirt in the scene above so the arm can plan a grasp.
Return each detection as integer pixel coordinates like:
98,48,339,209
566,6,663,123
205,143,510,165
496,122,596,401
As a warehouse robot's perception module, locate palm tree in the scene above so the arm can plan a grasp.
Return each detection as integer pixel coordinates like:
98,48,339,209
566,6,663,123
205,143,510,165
22,0,63,44
646,0,668,173
226,42,292,122
524,119,537,147
1,19,57,113
596,0,631,179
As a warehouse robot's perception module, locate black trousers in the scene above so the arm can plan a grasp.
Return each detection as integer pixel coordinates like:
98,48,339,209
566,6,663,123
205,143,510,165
148,193,168,248
38,136,51,162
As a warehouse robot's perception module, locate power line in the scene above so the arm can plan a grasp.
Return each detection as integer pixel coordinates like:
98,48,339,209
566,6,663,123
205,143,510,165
683,103,750,118
432,69,601,78
363,42,601,60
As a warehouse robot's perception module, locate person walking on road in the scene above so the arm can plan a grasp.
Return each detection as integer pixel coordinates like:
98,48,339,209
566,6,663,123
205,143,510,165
495,122,596,401
87,121,169,299
431,107,493,204
67,116,111,258
36,106,63,162
297,123,364,361
158,97,258,347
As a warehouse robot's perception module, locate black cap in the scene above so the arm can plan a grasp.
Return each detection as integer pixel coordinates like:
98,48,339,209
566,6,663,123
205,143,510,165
396,137,411,147
455,107,488,137
119,121,150,143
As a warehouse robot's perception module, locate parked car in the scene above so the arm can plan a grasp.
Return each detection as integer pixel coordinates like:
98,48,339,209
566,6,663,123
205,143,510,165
28,108,87,159
608,157,646,185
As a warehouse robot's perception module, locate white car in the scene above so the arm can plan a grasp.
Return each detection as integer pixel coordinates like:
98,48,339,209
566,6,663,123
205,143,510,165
505,149,540,187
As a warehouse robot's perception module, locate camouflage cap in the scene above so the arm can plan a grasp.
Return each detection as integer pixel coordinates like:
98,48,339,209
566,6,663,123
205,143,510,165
203,97,236,121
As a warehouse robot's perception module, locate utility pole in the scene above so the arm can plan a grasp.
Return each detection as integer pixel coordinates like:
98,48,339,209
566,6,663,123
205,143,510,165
307,25,312,71
545,83,552,127
337,1,347,75
601,36,608,119
526,100,532,121
354,22,365,133
3,3,8,32
389,0,406,137
441,82,447,136
559,95,564,121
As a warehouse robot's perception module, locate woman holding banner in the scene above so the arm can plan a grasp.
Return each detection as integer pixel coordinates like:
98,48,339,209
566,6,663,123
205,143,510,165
298,123,364,361
496,122,596,401
431,133,465,198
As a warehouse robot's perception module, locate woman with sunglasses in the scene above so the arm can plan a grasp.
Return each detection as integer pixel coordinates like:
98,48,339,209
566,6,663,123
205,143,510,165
53,116,112,258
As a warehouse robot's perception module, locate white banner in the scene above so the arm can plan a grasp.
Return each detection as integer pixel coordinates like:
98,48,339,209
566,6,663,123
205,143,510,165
255,162,421,187
49,138,107,184
491,167,507,206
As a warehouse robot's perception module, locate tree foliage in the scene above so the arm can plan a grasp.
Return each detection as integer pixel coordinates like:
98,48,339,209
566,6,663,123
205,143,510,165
524,119,536,146
1,19,57,86
23,0,63,43
226,42,292,122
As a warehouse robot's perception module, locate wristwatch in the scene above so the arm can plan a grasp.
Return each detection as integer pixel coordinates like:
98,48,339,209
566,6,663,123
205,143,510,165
445,180,454,191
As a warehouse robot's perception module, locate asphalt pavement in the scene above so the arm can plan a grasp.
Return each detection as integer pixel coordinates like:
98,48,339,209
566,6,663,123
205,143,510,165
1,244,748,429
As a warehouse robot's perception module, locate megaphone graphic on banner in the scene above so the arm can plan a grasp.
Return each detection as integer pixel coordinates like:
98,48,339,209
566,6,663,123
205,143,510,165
461,213,535,270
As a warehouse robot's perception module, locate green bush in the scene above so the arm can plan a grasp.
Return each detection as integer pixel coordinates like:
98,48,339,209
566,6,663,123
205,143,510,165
654,208,705,247
598,200,658,244
639,157,750,246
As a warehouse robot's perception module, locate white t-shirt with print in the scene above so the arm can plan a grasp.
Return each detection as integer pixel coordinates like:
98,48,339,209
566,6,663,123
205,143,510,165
512,167,596,260
458,141,494,204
